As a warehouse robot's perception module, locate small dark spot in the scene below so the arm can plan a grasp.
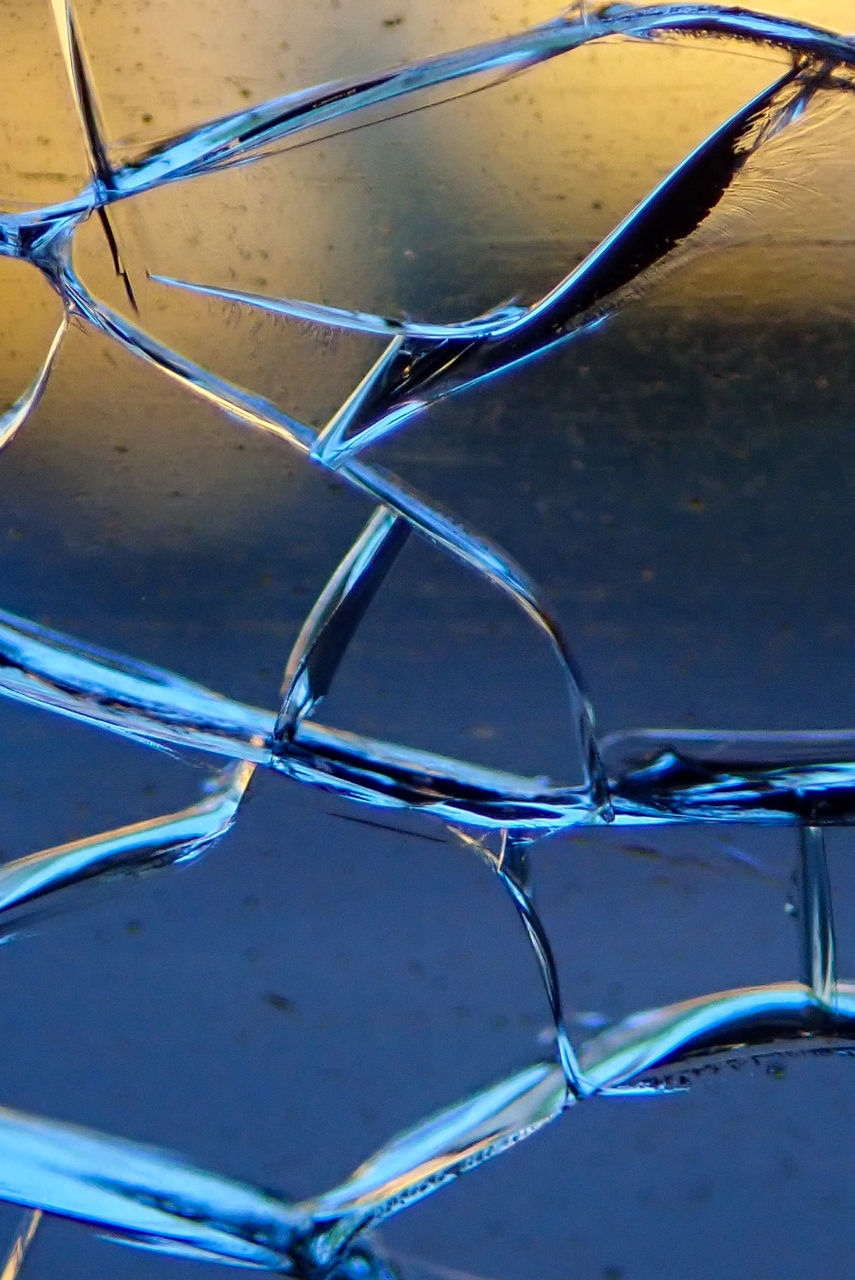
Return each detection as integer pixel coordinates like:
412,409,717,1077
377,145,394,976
603,1268,625,1280
591,199,603,210
382,14,404,25
264,992,296,1015
126,920,143,935
114,444,129,454
141,112,153,125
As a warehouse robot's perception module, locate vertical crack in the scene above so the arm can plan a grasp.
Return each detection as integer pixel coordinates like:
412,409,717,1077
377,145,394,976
798,824,837,1012
48,0,137,309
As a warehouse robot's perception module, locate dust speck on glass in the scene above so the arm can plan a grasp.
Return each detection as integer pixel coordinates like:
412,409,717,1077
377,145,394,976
2,1,855,1277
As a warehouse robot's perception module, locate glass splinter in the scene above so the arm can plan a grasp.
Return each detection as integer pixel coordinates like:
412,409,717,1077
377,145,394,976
0,1210,41,1280
797,825,837,1012
0,316,67,455
275,506,410,742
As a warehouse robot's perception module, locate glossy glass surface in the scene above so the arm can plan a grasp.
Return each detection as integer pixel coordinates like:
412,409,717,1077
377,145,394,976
2,4,855,1278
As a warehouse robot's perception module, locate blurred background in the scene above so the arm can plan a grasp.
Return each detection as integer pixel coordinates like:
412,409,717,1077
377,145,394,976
2,2,855,1277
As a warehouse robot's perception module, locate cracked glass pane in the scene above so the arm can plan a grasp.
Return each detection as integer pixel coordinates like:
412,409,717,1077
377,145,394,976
2,3,855,1279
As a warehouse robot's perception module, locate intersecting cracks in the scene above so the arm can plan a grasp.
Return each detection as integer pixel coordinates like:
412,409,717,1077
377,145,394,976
2,1,855,1276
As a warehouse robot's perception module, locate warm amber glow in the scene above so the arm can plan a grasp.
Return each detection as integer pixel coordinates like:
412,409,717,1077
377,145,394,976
0,0,852,537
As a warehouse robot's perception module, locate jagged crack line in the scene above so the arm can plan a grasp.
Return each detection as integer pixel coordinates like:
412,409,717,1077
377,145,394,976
304,64,822,460
311,336,418,468
59,270,314,453
0,1107,310,1269
105,5,855,206
140,73,837,823
105,37,568,198
16,605,855,829
0,762,254,934
496,842,591,1098
31,43,817,834
150,64,820,460
0,986,853,1271
302,1061,568,1263
2,5,853,231
305,984,855,1257
602,727,855,823
2,13,855,1270
275,506,410,742
94,1231,274,1270
0,606,599,830
338,459,609,808
579,982,855,1089
148,276,526,344
56,268,606,804
0,607,274,749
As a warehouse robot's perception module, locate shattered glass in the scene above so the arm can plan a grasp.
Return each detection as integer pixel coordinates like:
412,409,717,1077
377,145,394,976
3,1,855,1276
